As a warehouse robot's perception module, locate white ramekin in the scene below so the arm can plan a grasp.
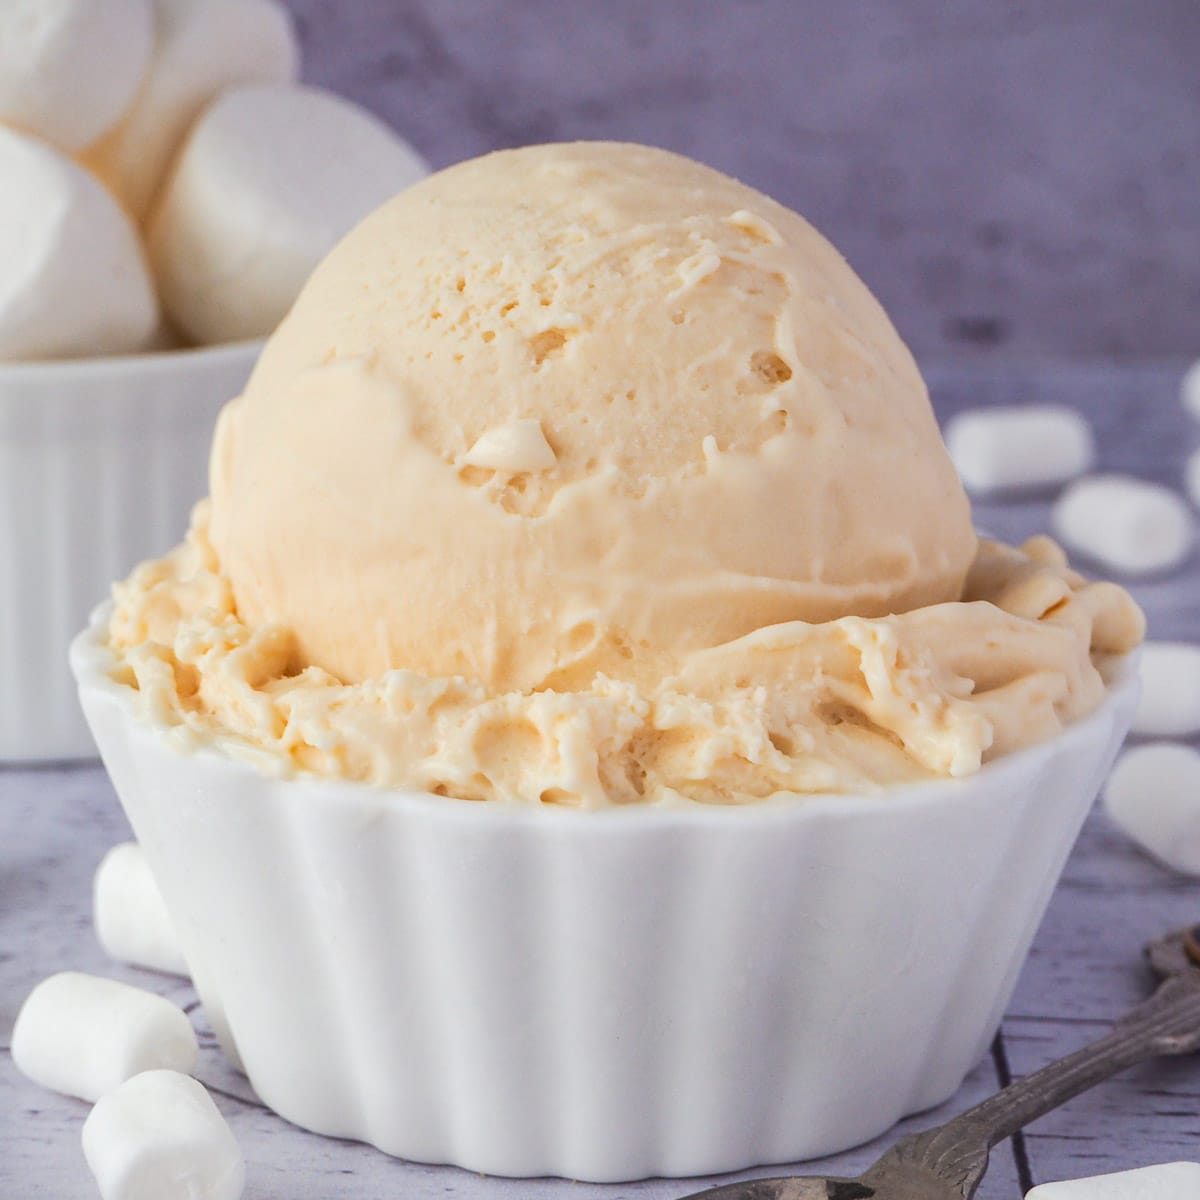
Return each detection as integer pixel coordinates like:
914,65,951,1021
72,612,1138,1182
0,342,261,763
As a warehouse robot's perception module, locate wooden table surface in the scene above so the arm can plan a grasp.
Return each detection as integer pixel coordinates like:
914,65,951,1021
2,363,1198,1198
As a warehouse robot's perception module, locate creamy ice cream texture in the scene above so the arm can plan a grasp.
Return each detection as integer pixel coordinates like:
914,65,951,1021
107,142,1143,805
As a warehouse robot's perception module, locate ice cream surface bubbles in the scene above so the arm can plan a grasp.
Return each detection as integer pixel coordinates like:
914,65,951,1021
107,142,1143,805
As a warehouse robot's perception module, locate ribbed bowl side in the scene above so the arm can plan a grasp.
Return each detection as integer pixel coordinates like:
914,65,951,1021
0,347,258,762
74,623,1137,1182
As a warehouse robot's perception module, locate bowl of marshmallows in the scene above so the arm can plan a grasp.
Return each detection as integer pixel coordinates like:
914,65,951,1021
0,0,428,762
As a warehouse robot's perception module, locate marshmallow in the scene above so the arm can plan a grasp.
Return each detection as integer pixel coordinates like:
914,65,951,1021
1104,744,1200,876
0,128,158,361
1182,359,1200,423
83,0,299,219
83,1070,244,1200
464,418,557,471
11,972,198,1102
1052,474,1194,576
1187,448,1200,509
1027,1161,1200,1199
1132,641,1200,738
148,83,429,344
95,843,188,977
945,405,1095,493
0,0,153,153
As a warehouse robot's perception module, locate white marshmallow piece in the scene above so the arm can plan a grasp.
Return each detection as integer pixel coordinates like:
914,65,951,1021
0,0,153,152
1104,744,1200,876
11,972,198,1102
84,0,299,219
1133,641,1200,737
1187,448,1200,510
148,84,429,344
1052,474,1194,576
464,418,557,472
83,1070,244,1200
95,843,188,977
0,128,158,361
945,405,1095,494
1181,359,1200,423
1027,1161,1200,1199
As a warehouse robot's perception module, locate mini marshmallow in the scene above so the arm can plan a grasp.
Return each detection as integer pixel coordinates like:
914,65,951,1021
945,405,1094,493
83,1070,244,1200
148,83,429,344
1182,358,1200,423
0,0,153,152
1132,641,1200,738
1051,473,1194,576
11,972,198,1102
95,843,188,977
0,128,158,361
1026,1161,1200,1199
1104,744,1200,876
83,0,299,219
464,418,557,472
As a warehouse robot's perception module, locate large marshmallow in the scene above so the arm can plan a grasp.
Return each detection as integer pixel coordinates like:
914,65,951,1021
0,128,158,361
148,83,429,344
94,843,188,977
0,0,153,152
83,0,299,219
11,972,198,1102
1132,641,1200,738
1104,743,1200,876
1182,359,1200,423
1027,1161,1200,1199
1052,474,1194,576
83,1070,244,1200
945,405,1094,493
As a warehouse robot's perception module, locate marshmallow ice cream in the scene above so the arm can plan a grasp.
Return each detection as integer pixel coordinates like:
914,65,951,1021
106,142,1143,805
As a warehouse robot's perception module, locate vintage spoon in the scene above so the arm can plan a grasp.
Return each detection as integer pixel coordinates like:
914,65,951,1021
679,924,1200,1200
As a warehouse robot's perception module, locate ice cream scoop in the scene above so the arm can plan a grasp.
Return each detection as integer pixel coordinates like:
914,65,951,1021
211,141,978,693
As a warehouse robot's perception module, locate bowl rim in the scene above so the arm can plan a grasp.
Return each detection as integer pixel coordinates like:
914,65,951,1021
71,601,1140,830
0,337,265,387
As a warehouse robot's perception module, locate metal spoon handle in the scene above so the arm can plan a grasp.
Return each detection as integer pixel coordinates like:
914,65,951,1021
960,974,1200,1145
865,974,1200,1195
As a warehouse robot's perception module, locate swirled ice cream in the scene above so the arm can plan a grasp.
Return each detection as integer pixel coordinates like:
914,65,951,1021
104,142,1143,806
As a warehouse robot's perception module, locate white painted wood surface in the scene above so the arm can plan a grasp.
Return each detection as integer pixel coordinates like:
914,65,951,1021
2,363,1198,1196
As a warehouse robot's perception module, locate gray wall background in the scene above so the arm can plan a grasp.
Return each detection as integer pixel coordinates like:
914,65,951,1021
283,1,1198,363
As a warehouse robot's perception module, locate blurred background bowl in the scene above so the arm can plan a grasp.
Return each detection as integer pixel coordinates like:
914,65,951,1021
0,341,262,763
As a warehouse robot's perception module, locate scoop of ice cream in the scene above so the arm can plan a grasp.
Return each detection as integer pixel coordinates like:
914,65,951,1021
210,141,977,693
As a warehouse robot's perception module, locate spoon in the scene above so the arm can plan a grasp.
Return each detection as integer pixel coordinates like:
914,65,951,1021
678,924,1200,1200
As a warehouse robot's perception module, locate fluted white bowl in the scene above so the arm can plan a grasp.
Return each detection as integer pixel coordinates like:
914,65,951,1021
72,611,1137,1181
0,342,261,762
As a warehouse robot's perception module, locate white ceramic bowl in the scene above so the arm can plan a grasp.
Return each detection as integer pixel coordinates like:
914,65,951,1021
0,342,261,762
72,613,1137,1181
